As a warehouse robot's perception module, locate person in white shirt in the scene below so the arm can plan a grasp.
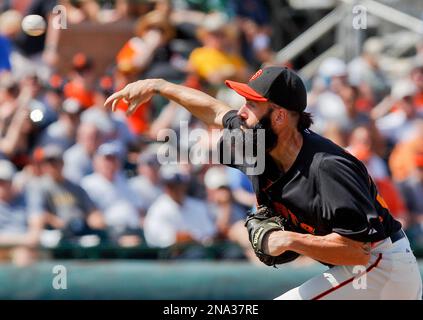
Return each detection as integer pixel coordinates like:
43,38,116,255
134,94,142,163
81,142,144,245
128,152,162,215
144,165,216,256
63,122,103,184
376,79,423,143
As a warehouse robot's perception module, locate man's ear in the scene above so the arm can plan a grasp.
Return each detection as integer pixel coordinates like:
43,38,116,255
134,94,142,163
275,108,286,124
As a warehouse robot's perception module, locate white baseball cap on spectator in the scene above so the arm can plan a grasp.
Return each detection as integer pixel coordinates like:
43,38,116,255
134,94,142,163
318,57,347,79
95,142,122,158
138,152,160,167
0,159,16,181
202,12,228,32
80,108,115,137
40,144,64,161
391,79,417,100
363,37,384,56
204,166,229,190
159,165,190,185
62,98,81,114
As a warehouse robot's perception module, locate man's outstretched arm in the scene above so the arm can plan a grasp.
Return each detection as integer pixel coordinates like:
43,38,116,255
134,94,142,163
104,79,232,128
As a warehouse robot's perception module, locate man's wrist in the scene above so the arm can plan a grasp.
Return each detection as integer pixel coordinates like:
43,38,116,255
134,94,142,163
151,78,166,95
264,230,291,256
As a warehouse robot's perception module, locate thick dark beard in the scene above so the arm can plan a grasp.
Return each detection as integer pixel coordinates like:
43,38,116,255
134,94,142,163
243,109,278,153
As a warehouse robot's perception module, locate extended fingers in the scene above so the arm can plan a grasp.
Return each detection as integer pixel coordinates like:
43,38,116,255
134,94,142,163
104,91,125,111
126,99,140,116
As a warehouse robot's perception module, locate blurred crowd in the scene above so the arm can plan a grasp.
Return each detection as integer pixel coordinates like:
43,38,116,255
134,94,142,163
0,0,421,266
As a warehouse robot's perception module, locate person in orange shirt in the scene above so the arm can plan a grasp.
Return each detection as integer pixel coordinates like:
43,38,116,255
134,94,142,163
348,126,409,226
115,10,182,135
389,120,423,182
116,10,178,80
63,53,95,109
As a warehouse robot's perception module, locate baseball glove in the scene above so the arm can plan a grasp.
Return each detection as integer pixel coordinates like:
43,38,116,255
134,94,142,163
245,205,300,267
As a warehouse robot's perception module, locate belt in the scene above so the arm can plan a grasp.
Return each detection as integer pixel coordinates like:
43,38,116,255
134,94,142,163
389,229,406,244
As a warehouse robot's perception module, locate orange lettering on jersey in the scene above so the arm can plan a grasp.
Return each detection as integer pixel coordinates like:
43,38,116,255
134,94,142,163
376,193,389,210
288,211,299,226
273,202,316,234
300,223,315,234
273,202,289,219
273,202,300,227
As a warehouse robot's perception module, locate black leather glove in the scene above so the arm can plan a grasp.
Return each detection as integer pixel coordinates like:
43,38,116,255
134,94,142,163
245,205,300,267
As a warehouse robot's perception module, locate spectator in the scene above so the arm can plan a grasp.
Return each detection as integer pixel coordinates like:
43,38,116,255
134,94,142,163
398,153,423,246
225,166,256,210
41,73,66,116
0,10,22,73
0,81,42,168
64,53,95,109
347,126,408,226
12,0,57,80
0,159,43,266
38,98,81,149
129,152,162,217
338,85,371,132
389,119,423,182
233,0,270,26
23,74,58,128
348,37,390,104
376,79,423,144
116,9,182,81
81,142,144,246
238,17,274,68
411,61,423,111
188,12,248,86
80,75,135,145
308,57,350,136
12,147,44,194
0,74,19,138
144,165,216,255
63,121,103,183
204,166,256,261
27,145,106,244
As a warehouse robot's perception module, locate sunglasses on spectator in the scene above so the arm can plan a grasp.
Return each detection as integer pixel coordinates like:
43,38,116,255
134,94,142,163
43,158,63,165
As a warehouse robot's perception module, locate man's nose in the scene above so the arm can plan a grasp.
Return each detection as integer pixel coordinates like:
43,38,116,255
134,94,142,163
237,106,248,120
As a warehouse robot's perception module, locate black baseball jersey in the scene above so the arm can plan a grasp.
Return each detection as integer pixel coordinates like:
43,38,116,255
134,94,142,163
218,110,402,243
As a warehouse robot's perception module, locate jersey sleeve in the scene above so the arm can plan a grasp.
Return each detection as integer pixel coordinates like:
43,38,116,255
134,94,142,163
317,155,378,241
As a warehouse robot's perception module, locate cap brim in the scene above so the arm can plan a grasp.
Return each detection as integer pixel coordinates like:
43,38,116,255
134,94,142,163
225,80,268,102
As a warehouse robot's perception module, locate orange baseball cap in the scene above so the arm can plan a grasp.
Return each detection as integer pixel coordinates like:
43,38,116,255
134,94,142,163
225,66,307,111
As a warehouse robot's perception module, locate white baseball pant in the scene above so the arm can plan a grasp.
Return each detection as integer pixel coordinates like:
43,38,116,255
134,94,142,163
274,234,422,300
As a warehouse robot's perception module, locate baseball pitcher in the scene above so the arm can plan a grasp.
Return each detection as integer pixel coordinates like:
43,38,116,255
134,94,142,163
105,66,422,300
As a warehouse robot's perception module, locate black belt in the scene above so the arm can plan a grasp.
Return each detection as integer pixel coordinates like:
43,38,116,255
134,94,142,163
389,229,406,244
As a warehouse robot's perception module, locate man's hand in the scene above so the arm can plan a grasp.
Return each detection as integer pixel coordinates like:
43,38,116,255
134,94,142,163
104,79,164,116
